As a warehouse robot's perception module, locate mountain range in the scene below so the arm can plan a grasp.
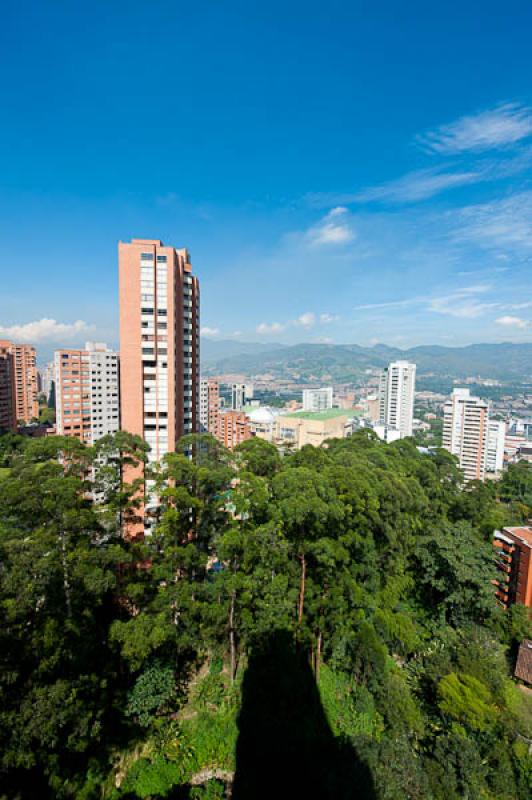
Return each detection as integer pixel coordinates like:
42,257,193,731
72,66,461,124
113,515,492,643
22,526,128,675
201,340,532,384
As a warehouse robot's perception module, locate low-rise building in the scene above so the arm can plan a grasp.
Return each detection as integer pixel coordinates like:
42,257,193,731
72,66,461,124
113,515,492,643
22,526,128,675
275,409,350,449
493,527,532,609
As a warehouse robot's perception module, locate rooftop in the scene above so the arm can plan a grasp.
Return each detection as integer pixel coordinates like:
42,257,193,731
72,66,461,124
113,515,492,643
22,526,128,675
282,408,353,422
503,527,532,547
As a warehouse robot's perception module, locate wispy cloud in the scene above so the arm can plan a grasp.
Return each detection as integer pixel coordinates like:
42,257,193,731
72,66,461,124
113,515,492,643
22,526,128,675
256,310,339,335
417,102,532,154
306,207,355,246
256,321,286,335
0,318,92,343
455,191,532,251
356,167,479,203
496,315,529,328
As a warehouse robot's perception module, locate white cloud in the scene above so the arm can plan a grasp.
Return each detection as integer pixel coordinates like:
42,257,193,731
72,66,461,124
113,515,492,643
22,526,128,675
428,285,498,319
495,315,529,328
418,102,532,154
295,312,316,328
0,318,91,344
356,167,479,203
200,326,220,337
319,312,338,324
307,207,355,247
256,321,285,335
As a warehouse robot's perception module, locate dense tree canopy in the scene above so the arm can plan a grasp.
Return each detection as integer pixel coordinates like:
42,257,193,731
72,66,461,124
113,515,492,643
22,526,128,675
0,430,531,798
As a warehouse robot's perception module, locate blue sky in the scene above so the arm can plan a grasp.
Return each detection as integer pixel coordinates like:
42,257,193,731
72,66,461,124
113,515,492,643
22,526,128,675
1,0,532,360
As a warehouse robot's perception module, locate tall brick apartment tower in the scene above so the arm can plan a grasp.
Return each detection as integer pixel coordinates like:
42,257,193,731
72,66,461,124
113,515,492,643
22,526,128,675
0,341,39,423
119,238,200,476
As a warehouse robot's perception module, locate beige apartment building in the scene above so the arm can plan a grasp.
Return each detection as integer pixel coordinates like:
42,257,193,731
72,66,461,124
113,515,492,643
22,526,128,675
275,409,351,449
443,388,489,481
0,340,39,423
199,378,220,433
119,238,200,464
54,342,120,444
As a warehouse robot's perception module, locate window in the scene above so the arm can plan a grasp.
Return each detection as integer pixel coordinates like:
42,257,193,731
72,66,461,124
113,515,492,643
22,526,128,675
141,308,154,315
156,255,167,263
140,252,154,261
157,309,167,315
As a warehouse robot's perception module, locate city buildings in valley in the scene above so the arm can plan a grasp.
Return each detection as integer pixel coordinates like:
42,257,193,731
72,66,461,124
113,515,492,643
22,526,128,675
275,409,351,450
493,527,532,609
231,382,253,411
119,239,200,466
442,388,491,481
0,343,16,431
215,410,252,449
302,386,333,413
199,378,220,433
0,340,39,423
378,361,416,438
54,342,120,443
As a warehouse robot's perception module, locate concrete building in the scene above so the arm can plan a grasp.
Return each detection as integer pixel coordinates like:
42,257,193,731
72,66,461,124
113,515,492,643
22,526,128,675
215,410,252,449
199,378,220,433
302,386,333,413
40,361,55,404
0,343,16,432
246,405,279,442
493,527,532,609
378,361,416,438
365,395,380,422
119,238,200,465
442,388,489,481
231,382,253,411
486,419,506,475
275,409,350,450
0,340,39,423
54,342,120,444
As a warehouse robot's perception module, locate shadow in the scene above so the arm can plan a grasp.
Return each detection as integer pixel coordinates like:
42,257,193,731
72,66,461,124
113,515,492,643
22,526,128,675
232,631,376,800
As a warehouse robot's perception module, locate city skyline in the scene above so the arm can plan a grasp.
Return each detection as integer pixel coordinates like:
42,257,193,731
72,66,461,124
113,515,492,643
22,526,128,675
2,3,532,353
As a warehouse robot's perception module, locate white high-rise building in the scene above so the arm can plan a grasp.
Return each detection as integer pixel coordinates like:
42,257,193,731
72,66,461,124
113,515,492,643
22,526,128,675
378,361,416,438
40,361,55,403
486,419,506,475
54,342,120,443
232,382,253,411
442,388,489,481
302,387,333,412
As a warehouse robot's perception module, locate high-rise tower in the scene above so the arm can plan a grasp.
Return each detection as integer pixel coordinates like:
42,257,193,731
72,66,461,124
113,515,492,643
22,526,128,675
378,360,416,438
119,239,200,466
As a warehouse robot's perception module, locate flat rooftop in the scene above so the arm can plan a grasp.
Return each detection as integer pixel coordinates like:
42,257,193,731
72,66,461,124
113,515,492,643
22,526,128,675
282,408,353,422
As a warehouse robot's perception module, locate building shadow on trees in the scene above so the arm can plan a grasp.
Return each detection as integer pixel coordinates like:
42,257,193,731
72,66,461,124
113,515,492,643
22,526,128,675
232,630,376,800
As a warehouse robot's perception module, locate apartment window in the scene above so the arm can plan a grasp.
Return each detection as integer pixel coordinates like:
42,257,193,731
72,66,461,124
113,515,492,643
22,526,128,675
157,309,167,315
157,322,167,329
140,253,154,261
156,255,167,263
141,307,154,315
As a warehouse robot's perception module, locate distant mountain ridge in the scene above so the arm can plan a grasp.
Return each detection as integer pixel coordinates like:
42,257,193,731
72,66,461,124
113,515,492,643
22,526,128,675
202,341,532,383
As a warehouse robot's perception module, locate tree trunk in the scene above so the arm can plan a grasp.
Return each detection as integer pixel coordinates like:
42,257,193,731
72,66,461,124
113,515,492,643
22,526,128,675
316,629,322,682
298,553,306,625
229,589,236,683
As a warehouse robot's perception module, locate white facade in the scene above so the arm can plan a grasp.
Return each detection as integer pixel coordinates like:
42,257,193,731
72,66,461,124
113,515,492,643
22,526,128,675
232,382,253,411
40,361,54,403
302,386,333,413
486,419,506,475
54,342,120,444
378,361,416,438
86,342,120,443
442,388,489,481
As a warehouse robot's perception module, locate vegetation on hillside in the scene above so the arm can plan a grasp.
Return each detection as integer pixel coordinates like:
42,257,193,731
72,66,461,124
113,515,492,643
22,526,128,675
1,431,531,799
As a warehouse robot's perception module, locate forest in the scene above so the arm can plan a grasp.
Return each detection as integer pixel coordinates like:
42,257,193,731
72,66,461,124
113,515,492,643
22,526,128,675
0,430,531,799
